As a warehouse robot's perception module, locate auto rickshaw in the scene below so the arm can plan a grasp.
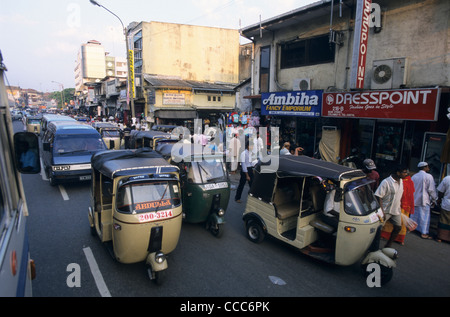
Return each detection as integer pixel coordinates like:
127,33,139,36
88,148,183,284
128,130,178,150
25,115,42,135
243,155,397,284
92,122,121,150
158,143,229,237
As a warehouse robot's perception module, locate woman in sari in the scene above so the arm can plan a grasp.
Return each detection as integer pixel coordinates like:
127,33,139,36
381,174,415,244
437,175,450,242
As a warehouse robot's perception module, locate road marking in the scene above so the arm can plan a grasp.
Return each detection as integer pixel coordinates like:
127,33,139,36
59,185,69,200
83,247,111,297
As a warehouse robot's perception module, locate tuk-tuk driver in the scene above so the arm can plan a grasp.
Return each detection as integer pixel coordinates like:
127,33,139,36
322,181,340,229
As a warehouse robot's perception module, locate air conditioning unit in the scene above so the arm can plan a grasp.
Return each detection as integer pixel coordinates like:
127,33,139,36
371,58,407,89
292,78,311,91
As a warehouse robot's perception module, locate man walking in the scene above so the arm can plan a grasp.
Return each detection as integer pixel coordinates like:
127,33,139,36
411,162,437,239
235,141,254,203
375,165,408,247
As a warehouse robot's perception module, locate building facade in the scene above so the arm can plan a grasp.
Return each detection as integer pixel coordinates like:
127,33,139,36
127,21,240,129
240,0,449,181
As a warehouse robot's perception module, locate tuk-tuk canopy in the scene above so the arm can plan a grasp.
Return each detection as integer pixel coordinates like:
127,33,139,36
256,155,365,180
250,155,366,203
156,143,223,162
92,148,179,178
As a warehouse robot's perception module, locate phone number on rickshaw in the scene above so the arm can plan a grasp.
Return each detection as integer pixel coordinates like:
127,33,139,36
138,210,173,222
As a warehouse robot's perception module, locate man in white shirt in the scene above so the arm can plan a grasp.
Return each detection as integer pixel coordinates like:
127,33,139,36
411,162,437,239
234,141,254,203
375,165,408,247
437,175,450,242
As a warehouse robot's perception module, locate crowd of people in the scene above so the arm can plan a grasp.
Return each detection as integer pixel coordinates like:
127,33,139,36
228,132,450,246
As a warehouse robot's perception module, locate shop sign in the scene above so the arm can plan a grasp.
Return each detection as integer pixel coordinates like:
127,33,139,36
350,0,372,89
261,90,322,117
163,93,186,105
322,88,440,121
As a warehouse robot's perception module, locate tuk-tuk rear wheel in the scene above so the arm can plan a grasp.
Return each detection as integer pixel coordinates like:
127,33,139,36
246,220,265,243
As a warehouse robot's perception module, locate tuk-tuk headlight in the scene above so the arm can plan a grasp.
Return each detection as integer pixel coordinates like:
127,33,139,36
155,252,166,264
217,208,225,217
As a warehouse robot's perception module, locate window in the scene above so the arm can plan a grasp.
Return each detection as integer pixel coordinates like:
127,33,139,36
280,35,335,69
260,46,270,93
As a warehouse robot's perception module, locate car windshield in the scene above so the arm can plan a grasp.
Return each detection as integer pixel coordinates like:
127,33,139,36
53,134,106,154
344,181,380,216
116,180,181,213
187,159,227,184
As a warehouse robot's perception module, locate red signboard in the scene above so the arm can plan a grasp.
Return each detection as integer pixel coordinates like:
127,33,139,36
350,0,372,89
322,88,440,121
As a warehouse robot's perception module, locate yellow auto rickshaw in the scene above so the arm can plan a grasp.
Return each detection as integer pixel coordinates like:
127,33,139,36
92,122,121,150
25,115,42,135
243,155,398,285
88,148,182,284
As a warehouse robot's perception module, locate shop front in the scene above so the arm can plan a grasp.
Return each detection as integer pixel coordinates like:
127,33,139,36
322,87,448,180
260,90,322,156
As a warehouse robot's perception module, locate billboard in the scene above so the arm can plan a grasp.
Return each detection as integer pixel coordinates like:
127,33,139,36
261,90,322,117
322,88,440,121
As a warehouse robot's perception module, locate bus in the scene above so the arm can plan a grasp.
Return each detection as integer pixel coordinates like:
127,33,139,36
0,51,40,296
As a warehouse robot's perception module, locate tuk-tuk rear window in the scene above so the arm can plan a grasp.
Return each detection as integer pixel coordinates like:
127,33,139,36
102,129,120,137
116,180,181,213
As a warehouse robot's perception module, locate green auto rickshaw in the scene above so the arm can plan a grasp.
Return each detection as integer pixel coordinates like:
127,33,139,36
158,143,229,237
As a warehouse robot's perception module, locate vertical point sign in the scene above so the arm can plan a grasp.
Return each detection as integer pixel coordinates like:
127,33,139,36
350,0,372,89
128,49,135,99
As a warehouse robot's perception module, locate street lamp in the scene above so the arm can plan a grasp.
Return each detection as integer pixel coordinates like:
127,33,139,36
89,0,136,121
51,80,65,109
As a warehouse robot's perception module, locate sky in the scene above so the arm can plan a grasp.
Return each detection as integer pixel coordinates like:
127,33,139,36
0,0,318,93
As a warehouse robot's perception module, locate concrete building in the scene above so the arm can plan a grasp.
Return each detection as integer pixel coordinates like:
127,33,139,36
240,0,449,181
127,21,240,128
74,40,128,116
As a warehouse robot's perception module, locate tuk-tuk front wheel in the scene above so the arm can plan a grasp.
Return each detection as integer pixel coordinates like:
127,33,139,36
362,263,393,286
246,220,265,243
147,267,166,285
208,220,224,238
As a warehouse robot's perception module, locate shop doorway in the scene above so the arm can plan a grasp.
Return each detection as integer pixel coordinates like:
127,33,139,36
373,121,404,179
421,132,446,184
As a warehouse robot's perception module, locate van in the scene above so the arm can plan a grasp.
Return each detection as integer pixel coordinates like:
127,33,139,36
40,114,76,138
42,121,107,185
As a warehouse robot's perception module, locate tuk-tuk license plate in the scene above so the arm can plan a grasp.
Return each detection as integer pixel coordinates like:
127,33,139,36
139,210,173,223
80,175,91,181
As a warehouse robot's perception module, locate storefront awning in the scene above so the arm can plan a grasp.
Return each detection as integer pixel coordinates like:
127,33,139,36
155,109,197,119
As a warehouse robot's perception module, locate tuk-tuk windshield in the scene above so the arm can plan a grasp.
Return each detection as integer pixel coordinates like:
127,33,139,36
53,134,106,154
102,129,120,137
116,180,181,213
187,159,227,184
344,181,380,216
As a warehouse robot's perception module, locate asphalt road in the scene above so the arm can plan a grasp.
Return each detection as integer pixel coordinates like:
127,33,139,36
15,121,450,302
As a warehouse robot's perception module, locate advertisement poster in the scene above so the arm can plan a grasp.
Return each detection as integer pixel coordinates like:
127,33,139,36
322,88,440,121
261,90,322,117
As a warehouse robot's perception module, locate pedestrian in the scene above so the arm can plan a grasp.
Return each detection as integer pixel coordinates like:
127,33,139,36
374,165,408,248
228,133,241,174
235,141,254,203
381,173,415,245
362,158,380,191
410,162,437,239
436,175,450,242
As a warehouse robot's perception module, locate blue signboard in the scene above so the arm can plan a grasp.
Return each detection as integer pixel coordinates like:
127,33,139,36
261,90,322,117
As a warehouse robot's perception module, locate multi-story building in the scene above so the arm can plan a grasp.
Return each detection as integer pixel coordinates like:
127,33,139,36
127,21,240,128
240,0,449,181
74,40,127,116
